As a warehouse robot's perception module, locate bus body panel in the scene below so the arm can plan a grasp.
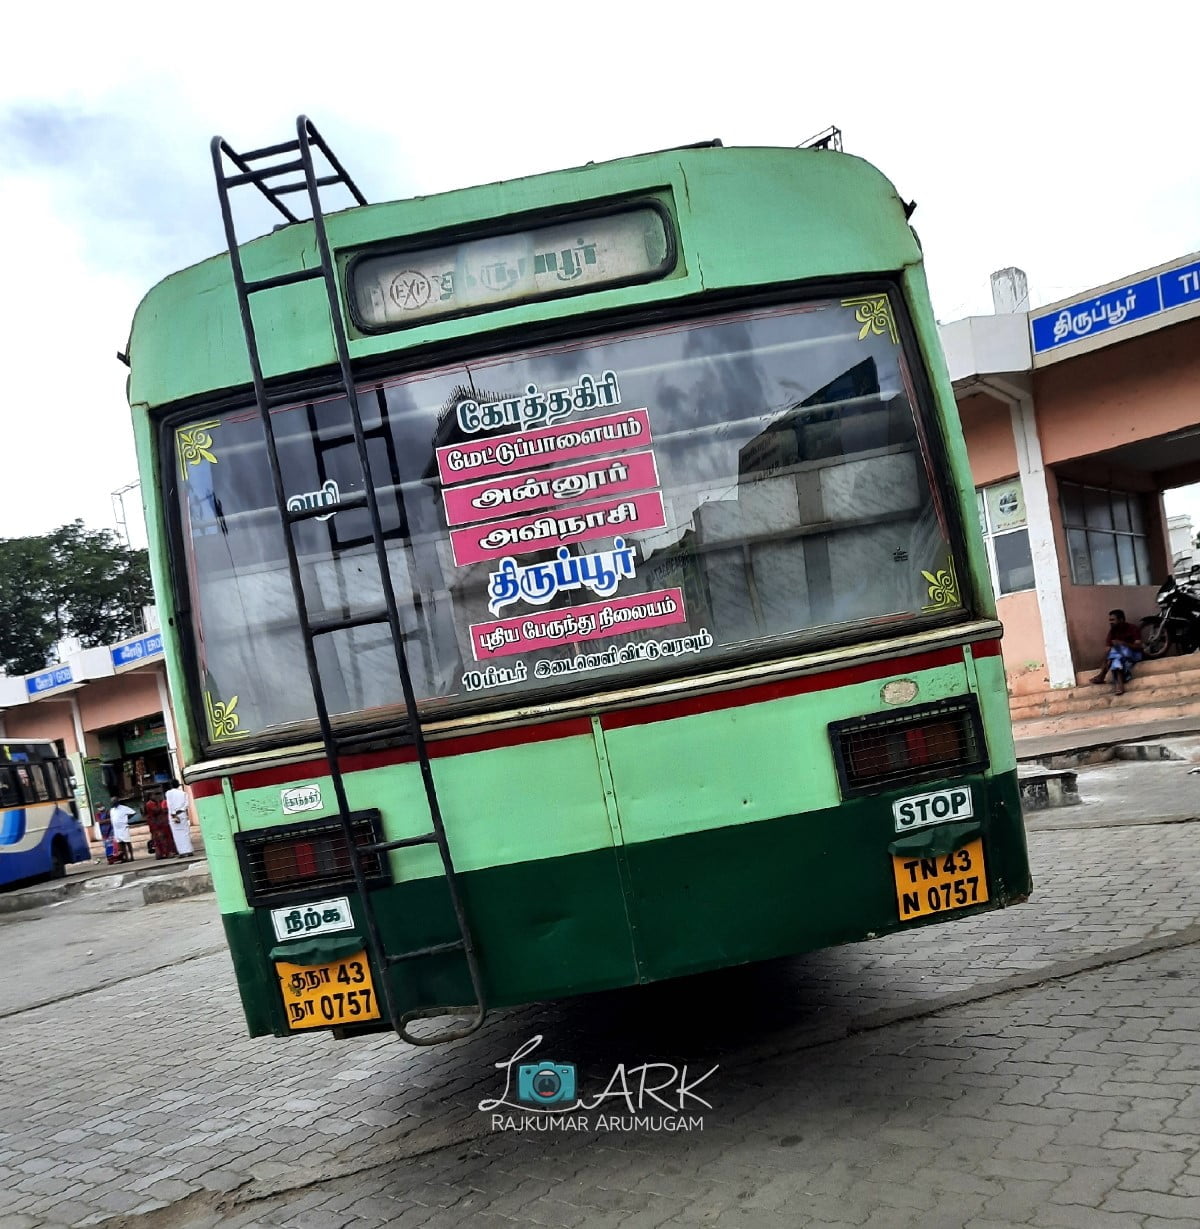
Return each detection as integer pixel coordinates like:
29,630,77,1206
197,649,1029,1037
217,766,1027,1037
1,742,90,887
125,140,1033,1040
128,149,920,412
0,802,91,886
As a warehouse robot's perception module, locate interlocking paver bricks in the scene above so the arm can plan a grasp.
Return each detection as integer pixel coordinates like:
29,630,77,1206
3,808,1200,1226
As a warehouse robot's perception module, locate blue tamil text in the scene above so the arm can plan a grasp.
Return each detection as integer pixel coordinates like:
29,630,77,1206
487,539,638,615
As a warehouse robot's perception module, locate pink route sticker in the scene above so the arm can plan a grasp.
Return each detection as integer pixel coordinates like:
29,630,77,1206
442,450,660,527
436,409,652,485
448,491,667,567
469,588,687,661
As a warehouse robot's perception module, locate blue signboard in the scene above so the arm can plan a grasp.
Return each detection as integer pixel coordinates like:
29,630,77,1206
110,631,164,669
25,665,73,696
1032,258,1200,355
1160,259,1200,311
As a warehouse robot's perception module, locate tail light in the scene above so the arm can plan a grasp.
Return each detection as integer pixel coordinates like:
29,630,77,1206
235,810,390,904
829,699,986,797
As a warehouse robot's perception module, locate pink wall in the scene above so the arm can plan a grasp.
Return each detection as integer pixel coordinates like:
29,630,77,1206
958,393,1018,486
1064,586,1158,677
996,590,1050,694
3,669,167,759
1043,463,1167,668
1,704,78,754
76,671,164,736
1035,319,1200,465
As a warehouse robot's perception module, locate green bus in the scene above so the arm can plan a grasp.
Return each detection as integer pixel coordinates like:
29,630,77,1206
126,118,1030,1045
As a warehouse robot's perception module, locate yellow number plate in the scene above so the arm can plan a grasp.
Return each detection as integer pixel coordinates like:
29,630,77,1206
275,951,381,1030
892,837,989,921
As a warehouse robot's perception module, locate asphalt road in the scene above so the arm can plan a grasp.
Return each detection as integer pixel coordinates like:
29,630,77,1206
1,756,1199,1228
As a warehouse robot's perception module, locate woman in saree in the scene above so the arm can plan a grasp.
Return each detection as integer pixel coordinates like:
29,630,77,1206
144,792,177,858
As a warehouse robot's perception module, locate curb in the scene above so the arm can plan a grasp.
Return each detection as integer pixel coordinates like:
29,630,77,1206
142,870,214,904
0,861,212,914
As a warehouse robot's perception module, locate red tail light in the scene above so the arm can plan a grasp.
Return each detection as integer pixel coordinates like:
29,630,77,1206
236,810,390,904
830,701,985,796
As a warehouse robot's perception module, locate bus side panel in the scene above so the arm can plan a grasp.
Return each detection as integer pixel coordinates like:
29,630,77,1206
0,803,88,885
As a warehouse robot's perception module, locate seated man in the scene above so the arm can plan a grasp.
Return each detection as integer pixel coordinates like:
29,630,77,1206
1090,609,1143,696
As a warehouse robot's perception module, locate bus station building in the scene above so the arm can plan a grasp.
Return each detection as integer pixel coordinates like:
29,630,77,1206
0,620,181,832
940,251,1200,699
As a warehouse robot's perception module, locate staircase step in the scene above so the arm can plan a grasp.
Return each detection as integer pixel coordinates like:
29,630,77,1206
1011,697,1200,740
1011,677,1200,719
1071,653,1200,687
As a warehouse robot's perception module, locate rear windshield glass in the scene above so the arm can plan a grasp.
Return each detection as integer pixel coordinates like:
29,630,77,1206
174,297,960,744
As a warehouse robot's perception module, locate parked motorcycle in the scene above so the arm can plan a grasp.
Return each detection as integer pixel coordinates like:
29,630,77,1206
1140,573,1200,657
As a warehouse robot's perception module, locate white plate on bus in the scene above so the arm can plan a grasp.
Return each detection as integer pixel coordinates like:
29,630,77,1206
892,786,973,833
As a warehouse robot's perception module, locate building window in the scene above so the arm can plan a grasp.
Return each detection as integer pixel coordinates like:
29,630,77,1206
1059,481,1151,586
977,480,1035,595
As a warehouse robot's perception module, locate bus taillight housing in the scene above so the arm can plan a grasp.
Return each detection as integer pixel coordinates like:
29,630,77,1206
829,699,987,797
235,810,391,904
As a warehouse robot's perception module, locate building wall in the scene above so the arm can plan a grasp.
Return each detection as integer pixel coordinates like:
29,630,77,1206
1044,462,1165,668
76,671,165,746
958,393,1052,689
958,393,1018,486
1035,319,1200,465
995,590,1050,694
1,703,78,753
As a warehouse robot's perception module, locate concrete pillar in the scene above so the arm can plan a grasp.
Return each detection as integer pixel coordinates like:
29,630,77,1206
156,666,182,781
991,268,1030,315
68,694,95,832
983,376,1076,688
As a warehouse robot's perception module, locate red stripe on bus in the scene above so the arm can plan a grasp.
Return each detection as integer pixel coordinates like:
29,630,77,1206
600,645,971,731
223,717,594,792
189,641,998,792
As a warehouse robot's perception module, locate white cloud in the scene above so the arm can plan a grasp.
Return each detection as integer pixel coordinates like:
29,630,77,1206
1,0,1196,543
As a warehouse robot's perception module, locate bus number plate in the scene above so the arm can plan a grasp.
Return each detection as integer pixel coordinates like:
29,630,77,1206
892,838,989,921
275,951,381,1030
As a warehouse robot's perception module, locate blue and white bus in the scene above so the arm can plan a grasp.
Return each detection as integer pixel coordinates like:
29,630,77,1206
0,741,91,886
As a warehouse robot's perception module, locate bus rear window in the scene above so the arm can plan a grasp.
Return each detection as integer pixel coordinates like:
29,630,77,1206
174,297,960,743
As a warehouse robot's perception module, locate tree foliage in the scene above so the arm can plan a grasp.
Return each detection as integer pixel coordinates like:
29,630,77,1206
0,521,155,676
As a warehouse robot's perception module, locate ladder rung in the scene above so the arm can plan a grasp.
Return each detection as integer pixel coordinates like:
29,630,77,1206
387,939,464,965
287,491,368,524
245,268,323,294
223,158,306,188
308,608,390,636
269,174,348,197
362,832,438,854
238,139,301,162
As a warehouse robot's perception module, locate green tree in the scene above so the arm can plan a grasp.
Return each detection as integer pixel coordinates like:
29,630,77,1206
0,521,154,676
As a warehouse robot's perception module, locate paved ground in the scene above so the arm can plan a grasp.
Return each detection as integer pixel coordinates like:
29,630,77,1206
1,756,1199,1228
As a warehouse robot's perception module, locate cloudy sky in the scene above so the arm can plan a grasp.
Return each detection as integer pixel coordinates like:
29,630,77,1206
1,1,1196,549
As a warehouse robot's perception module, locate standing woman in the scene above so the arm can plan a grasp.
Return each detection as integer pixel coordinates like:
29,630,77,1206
144,791,176,859
164,780,195,857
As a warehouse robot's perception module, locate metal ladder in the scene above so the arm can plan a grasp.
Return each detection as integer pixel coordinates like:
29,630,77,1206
210,116,486,1045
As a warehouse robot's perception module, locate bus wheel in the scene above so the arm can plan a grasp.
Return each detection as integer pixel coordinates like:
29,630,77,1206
50,840,68,880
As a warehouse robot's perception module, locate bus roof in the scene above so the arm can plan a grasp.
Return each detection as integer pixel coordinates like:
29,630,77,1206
128,144,917,412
